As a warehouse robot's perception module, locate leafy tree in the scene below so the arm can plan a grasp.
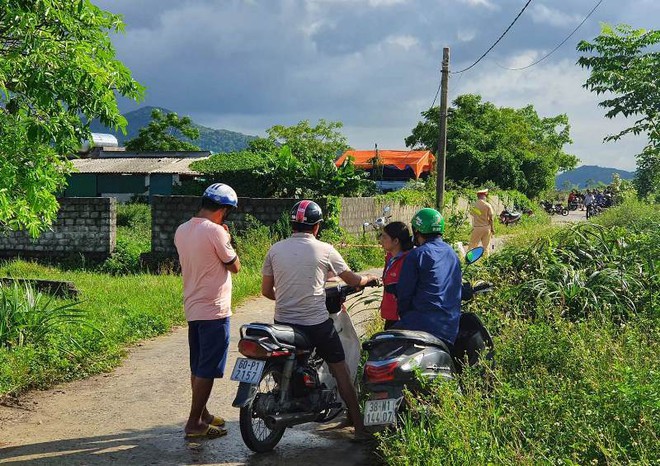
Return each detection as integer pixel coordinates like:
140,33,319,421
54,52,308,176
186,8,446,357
406,94,578,198
257,120,375,197
257,145,374,198
0,1,143,235
577,24,660,198
125,109,201,151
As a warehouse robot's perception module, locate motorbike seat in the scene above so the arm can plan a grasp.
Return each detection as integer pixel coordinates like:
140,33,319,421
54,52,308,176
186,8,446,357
243,323,312,349
367,329,451,353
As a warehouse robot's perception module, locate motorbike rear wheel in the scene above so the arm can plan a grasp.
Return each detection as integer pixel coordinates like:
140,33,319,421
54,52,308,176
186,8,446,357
239,364,286,453
561,207,569,216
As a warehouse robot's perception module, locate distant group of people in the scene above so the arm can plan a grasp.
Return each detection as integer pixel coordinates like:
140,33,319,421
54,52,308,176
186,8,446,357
567,188,614,215
174,183,464,441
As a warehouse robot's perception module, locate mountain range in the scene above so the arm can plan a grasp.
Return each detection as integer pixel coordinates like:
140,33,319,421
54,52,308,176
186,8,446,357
555,165,635,189
89,106,257,154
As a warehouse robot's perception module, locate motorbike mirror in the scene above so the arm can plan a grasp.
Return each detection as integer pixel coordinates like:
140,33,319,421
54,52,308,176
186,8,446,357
465,247,484,265
383,206,391,214
363,222,371,228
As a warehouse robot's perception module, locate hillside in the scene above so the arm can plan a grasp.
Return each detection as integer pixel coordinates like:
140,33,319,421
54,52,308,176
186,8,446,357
555,165,635,189
89,106,257,153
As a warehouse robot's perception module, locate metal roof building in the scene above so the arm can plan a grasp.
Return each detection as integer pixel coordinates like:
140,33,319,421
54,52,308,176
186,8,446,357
64,151,211,202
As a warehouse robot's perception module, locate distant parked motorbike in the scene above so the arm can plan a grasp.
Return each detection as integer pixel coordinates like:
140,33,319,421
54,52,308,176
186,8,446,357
360,247,494,429
555,203,569,216
499,208,522,226
541,200,555,214
586,203,602,219
363,206,392,235
231,280,380,452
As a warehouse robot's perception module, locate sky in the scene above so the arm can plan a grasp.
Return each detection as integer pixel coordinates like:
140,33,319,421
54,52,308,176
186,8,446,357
94,0,660,171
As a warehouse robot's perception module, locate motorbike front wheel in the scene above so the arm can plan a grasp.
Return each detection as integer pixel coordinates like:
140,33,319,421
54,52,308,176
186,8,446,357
561,207,569,216
239,364,286,453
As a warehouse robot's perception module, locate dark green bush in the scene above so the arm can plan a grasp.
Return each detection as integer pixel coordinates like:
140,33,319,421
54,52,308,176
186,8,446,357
189,150,270,197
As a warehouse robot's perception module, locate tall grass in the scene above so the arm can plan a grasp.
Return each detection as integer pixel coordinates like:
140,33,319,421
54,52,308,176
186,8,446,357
377,200,660,465
0,283,88,349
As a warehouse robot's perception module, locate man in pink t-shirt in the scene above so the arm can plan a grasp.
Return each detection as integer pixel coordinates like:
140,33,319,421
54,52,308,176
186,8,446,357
174,183,241,439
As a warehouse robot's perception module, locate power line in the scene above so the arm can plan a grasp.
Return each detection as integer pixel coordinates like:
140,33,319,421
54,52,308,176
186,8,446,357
453,0,534,74
430,78,442,109
496,0,604,71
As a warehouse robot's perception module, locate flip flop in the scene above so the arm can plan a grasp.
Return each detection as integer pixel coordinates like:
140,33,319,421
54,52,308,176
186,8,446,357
210,416,225,427
184,425,227,439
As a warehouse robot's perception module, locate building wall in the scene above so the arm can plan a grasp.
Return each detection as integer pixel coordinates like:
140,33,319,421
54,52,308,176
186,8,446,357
0,197,116,260
65,174,97,197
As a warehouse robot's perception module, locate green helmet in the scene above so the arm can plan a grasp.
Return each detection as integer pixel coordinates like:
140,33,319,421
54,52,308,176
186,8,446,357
411,208,445,235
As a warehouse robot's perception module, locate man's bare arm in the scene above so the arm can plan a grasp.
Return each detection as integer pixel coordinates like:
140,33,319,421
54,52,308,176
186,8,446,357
338,270,379,288
261,274,276,300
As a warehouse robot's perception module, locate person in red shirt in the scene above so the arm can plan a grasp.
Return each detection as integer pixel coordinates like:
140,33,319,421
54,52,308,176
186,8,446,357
378,221,414,329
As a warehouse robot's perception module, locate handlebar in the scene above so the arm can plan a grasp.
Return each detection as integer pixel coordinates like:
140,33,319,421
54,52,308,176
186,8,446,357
473,281,494,294
325,279,382,314
461,280,494,302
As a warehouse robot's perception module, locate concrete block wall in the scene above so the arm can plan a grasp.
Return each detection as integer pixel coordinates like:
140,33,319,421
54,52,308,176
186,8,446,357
338,197,422,235
338,195,504,235
151,196,308,256
0,197,116,260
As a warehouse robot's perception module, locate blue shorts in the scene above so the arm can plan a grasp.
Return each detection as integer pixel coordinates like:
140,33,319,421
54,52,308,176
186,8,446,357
188,318,230,379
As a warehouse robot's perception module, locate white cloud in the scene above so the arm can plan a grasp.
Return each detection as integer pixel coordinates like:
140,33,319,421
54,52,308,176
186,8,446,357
385,35,419,50
504,49,542,69
457,29,477,42
456,0,496,10
530,4,582,28
452,59,642,171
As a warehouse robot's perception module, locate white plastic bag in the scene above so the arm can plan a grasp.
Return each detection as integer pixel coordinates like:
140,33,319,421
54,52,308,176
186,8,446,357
317,308,362,406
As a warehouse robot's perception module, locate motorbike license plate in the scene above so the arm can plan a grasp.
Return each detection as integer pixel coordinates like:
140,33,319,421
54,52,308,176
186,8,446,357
230,358,265,384
364,398,398,426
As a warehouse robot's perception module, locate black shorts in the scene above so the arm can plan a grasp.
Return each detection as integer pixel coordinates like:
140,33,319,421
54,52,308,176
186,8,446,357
274,318,345,364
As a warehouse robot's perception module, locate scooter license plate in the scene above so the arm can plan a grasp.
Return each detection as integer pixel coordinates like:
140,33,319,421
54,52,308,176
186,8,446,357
230,358,265,383
364,398,398,426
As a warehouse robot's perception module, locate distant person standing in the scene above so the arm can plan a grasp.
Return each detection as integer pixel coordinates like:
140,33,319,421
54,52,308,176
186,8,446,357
469,188,495,255
174,183,241,439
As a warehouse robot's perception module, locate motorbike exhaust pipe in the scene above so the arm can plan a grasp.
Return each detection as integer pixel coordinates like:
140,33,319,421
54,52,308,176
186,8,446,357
264,412,319,429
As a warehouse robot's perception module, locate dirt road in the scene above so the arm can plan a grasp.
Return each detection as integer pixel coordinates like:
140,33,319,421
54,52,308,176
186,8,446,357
0,289,381,466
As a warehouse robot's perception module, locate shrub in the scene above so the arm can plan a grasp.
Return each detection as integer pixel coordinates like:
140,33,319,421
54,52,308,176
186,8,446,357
190,150,270,197
0,283,88,349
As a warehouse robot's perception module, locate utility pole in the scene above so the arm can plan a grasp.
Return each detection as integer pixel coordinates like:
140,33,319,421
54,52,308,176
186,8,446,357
436,47,450,210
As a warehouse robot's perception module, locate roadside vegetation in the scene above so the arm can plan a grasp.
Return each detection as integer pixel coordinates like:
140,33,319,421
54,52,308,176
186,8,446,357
377,199,660,465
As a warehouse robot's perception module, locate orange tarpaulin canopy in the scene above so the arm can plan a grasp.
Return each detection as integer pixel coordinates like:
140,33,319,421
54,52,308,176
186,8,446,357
336,150,435,179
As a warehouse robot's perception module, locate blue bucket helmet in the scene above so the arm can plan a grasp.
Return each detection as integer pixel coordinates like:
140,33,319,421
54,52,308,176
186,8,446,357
203,183,238,208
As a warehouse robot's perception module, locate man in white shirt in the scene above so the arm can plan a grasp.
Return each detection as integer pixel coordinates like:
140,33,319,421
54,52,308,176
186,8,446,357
262,200,378,440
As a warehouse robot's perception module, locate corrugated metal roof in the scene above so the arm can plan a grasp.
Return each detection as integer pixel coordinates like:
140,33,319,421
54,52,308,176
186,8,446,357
71,157,207,175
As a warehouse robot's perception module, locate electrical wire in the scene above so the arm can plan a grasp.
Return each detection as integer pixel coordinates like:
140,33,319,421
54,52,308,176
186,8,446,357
430,78,442,109
496,0,604,71
453,0,534,74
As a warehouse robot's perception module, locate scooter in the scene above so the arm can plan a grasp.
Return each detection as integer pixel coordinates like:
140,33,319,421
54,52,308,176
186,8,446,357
363,206,392,235
499,208,522,226
554,203,569,216
360,247,493,428
231,280,380,452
